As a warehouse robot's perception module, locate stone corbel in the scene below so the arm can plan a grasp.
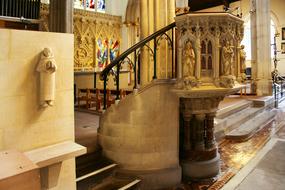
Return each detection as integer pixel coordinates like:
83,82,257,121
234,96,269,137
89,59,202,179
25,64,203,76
24,141,86,189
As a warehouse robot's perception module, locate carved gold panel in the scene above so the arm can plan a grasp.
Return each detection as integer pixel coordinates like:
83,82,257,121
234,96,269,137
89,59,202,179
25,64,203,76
40,4,122,72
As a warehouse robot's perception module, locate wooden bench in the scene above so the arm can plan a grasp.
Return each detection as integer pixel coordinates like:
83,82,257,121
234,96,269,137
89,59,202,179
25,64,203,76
77,88,133,110
77,88,90,108
89,88,102,111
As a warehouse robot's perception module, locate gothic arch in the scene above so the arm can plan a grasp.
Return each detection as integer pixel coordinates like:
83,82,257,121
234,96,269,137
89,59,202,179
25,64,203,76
270,10,280,30
125,0,140,48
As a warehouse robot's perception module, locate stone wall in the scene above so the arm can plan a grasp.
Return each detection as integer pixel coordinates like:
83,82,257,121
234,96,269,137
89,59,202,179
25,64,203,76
0,29,75,190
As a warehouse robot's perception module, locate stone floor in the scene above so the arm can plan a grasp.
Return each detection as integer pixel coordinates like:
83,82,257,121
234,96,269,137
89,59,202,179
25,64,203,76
75,98,285,190
75,111,100,153
235,141,285,190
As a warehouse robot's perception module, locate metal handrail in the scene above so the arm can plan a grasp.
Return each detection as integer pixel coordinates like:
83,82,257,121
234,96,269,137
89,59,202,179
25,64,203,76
101,22,176,77
100,22,176,110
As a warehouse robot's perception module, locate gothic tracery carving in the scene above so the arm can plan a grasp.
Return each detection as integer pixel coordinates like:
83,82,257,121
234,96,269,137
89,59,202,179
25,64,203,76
176,13,244,89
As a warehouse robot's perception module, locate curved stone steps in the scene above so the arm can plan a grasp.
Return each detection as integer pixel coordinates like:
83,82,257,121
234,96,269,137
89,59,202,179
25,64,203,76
225,111,276,141
216,99,251,119
103,149,179,170
215,106,265,140
90,176,140,190
99,122,173,138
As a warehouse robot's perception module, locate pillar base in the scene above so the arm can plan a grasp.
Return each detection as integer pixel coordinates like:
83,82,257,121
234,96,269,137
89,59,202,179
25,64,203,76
181,153,220,180
256,79,272,96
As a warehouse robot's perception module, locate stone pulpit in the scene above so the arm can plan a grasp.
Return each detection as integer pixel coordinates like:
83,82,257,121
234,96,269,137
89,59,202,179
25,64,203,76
174,13,244,179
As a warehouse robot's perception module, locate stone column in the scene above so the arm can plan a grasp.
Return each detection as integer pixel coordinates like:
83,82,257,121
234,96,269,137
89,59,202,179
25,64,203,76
139,0,149,86
183,112,192,155
250,0,272,96
49,0,73,33
168,0,176,78
180,98,220,180
195,38,201,79
155,0,167,79
214,36,220,80
236,46,242,81
177,35,183,79
205,113,216,150
194,114,206,151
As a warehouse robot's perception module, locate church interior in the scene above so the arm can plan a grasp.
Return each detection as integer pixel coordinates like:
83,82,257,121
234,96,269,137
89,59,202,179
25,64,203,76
0,0,285,189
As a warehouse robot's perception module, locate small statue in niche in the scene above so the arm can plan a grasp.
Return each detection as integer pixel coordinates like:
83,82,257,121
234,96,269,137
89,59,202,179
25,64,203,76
36,48,57,107
222,41,234,76
240,45,247,81
183,41,195,78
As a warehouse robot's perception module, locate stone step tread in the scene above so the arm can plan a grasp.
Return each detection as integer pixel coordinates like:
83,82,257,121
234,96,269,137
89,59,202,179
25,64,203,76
76,155,113,178
216,100,251,119
215,106,264,126
91,176,140,190
250,96,275,107
226,111,275,141
76,163,118,182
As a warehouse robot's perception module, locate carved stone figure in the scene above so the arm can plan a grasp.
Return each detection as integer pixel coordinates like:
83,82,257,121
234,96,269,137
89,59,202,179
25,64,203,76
183,41,195,78
222,41,234,76
36,48,57,107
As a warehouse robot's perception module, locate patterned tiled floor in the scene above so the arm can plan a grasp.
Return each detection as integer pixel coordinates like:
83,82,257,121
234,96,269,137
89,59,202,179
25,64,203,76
75,99,285,190
172,105,285,190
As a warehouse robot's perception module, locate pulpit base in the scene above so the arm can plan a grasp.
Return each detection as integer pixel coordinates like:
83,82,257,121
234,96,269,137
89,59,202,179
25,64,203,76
181,153,220,180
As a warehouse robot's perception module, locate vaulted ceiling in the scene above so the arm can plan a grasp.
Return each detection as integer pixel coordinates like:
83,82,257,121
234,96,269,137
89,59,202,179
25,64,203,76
189,0,240,11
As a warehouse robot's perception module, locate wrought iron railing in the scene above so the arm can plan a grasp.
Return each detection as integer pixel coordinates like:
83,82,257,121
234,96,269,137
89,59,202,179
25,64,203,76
100,22,176,109
0,0,40,19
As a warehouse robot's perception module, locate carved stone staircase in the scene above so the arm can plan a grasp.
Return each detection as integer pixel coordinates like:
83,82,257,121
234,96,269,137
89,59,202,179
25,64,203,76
215,96,276,142
98,79,181,189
